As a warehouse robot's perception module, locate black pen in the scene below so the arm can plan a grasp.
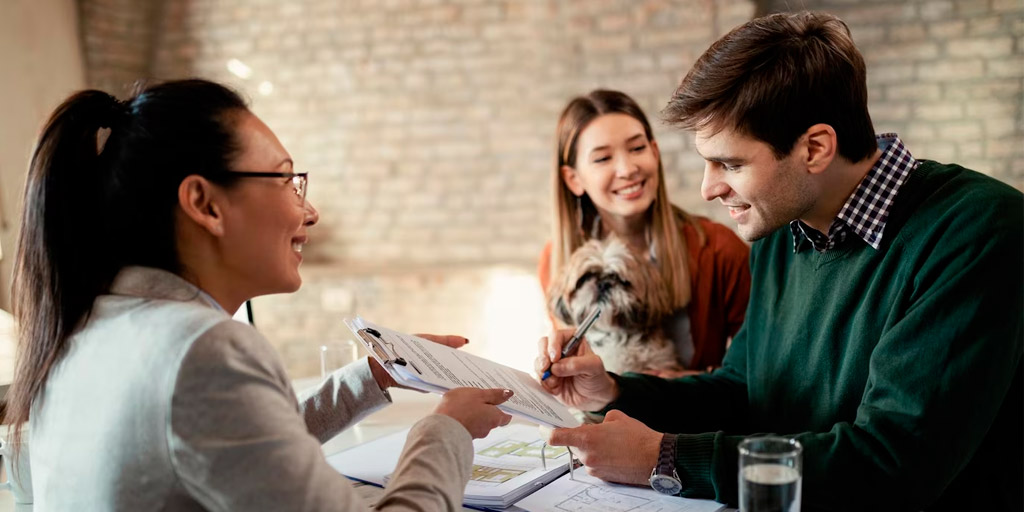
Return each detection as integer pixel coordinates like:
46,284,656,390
540,307,601,381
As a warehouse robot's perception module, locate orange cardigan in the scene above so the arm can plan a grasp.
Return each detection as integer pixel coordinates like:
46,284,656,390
537,217,751,370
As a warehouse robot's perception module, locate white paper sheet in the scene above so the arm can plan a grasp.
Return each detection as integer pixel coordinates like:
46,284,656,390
515,472,726,512
345,317,580,428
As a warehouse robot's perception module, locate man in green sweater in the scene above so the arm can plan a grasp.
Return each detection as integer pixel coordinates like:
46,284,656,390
536,11,1022,511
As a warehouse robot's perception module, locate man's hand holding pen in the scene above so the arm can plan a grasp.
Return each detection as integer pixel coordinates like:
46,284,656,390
535,328,661,487
534,328,619,413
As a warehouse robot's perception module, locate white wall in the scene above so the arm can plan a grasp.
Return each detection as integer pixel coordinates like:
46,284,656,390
0,0,86,311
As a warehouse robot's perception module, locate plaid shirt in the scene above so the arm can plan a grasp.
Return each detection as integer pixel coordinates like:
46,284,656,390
791,133,918,252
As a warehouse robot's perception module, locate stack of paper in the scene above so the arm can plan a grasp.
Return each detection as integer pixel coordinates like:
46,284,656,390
328,424,570,509
344,317,581,428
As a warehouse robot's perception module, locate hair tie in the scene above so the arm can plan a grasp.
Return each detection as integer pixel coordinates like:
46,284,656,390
96,95,131,155
98,95,130,129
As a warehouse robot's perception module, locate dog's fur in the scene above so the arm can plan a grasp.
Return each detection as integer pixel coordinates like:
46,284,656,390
547,236,682,374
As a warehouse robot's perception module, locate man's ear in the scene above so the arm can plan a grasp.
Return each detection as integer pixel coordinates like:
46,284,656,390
178,175,226,237
561,165,585,196
803,123,838,176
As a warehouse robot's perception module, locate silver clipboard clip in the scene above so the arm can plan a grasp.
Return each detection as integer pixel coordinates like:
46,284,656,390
357,327,423,375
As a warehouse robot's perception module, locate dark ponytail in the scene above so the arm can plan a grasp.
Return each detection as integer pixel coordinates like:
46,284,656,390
5,80,248,444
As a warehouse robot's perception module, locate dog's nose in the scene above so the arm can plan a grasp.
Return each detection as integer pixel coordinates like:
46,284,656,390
597,279,613,295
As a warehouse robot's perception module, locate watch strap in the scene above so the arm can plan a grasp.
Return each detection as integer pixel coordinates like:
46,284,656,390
657,433,678,474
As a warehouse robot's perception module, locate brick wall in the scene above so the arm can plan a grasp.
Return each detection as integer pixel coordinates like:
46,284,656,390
766,0,1024,187
79,0,160,96
78,0,1022,377
139,0,756,267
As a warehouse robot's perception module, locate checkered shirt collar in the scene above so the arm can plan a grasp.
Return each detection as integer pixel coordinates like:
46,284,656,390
791,133,918,252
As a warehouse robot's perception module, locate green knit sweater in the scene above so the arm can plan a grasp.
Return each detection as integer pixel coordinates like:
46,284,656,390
606,161,1023,511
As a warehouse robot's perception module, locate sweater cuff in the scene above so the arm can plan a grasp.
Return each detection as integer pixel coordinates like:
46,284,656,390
594,372,640,414
343,357,394,406
675,432,717,498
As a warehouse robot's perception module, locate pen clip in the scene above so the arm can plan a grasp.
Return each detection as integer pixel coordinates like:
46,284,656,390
562,307,601,357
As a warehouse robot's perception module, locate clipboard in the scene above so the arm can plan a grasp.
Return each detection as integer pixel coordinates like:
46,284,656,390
355,326,423,374
344,316,581,428
351,324,447,394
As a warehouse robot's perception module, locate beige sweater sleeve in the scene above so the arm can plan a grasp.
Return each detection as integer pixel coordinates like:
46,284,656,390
169,319,473,511
376,414,474,511
297,356,394,443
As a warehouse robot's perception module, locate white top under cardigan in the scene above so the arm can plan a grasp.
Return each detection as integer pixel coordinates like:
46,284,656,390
30,266,473,511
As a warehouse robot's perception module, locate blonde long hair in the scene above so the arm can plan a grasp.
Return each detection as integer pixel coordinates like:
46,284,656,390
549,90,704,310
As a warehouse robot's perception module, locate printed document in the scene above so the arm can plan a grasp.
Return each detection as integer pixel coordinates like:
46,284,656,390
515,471,726,512
345,317,580,428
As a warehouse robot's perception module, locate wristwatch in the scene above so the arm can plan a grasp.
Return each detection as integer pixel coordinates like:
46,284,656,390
649,433,683,495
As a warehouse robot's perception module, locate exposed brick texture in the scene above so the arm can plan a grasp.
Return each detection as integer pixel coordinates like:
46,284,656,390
82,0,758,267
765,0,1023,186
79,0,161,96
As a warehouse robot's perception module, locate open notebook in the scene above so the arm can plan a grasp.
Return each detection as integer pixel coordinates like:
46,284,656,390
344,317,580,428
328,424,569,509
328,424,726,511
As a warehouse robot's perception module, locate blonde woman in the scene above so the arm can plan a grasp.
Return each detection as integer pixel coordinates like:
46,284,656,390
538,90,750,376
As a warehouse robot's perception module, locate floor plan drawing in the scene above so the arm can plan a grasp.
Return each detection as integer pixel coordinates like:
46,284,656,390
471,464,527,484
478,438,569,461
516,472,725,512
556,484,652,511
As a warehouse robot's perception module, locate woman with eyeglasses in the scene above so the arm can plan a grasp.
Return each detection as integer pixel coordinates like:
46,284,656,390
6,79,513,510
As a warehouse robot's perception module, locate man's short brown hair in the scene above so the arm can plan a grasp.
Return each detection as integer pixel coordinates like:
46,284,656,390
663,11,877,163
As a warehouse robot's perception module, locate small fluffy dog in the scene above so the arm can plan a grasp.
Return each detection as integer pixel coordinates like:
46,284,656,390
547,236,682,375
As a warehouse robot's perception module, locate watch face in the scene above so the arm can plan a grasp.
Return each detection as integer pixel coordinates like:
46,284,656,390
649,474,683,495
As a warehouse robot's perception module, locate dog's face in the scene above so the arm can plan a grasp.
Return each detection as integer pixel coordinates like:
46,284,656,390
548,236,672,333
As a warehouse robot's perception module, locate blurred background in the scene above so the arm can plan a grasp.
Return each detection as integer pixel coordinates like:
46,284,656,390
0,0,1021,381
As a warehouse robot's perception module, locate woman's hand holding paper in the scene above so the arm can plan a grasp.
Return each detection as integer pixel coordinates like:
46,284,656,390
369,332,469,390
414,333,470,349
435,387,515,438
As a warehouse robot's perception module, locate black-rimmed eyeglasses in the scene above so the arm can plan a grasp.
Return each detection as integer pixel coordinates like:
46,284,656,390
223,171,308,200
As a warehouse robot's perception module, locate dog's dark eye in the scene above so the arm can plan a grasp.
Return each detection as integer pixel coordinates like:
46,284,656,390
575,272,597,290
615,276,631,289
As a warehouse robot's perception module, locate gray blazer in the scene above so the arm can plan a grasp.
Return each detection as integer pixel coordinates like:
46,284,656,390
30,266,473,511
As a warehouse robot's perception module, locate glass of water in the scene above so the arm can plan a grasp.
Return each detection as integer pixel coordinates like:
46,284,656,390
738,436,802,512
319,340,360,379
